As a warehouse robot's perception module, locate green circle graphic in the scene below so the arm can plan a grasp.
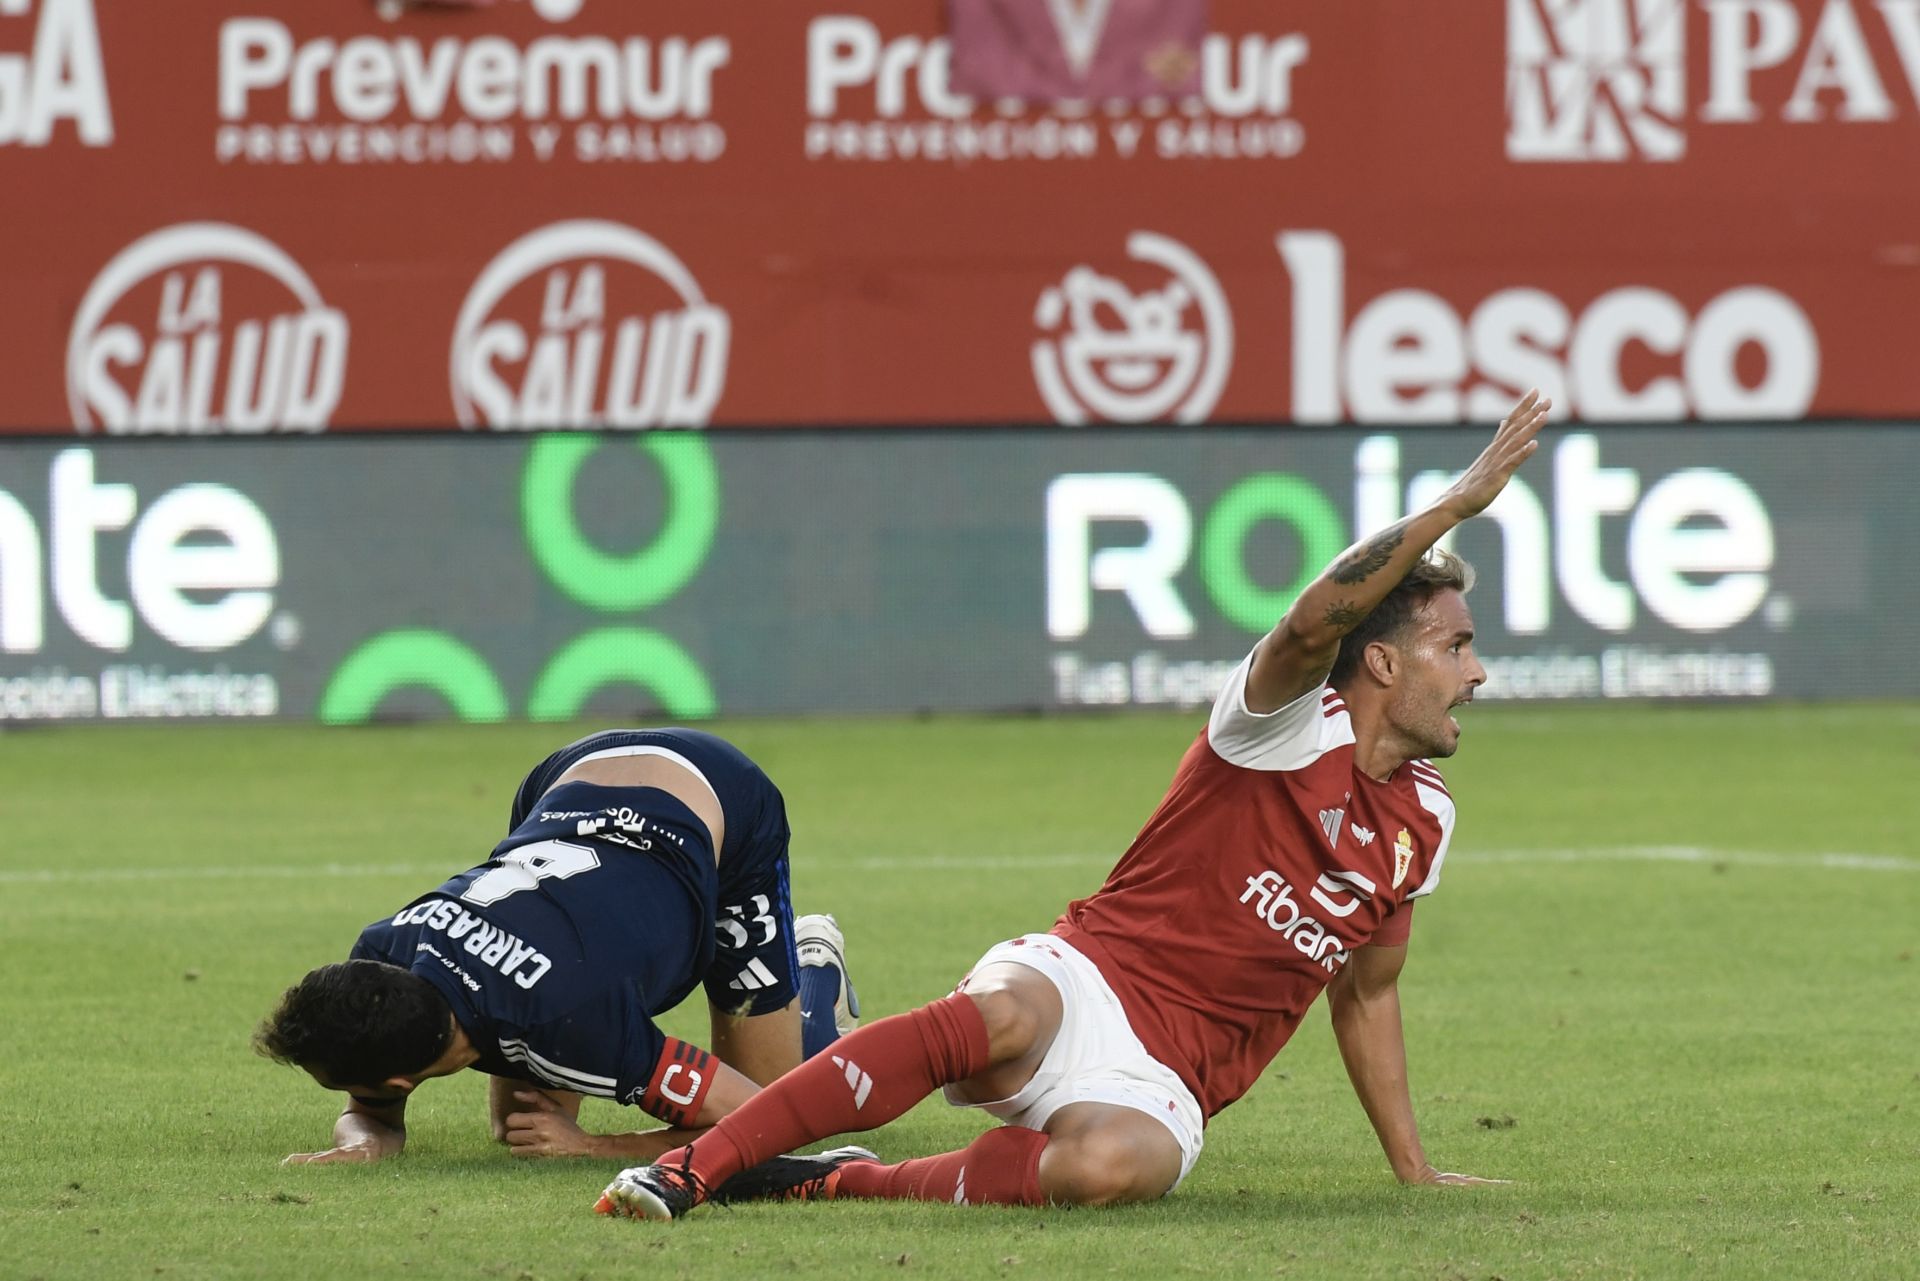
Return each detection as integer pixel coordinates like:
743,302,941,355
527,627,717,721
522,433,720,612
318,629,510,724
1202,474,1344,633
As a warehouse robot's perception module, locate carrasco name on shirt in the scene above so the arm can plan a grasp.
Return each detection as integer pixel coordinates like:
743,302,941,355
391,897,554,989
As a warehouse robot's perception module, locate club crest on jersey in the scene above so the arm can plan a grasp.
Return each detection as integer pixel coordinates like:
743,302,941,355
1393,829,1414,889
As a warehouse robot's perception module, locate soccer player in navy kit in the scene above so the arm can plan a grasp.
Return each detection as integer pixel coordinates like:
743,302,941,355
256,728,859,1165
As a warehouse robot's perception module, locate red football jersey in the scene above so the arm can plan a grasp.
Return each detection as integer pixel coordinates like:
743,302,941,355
1054,654,1455,1119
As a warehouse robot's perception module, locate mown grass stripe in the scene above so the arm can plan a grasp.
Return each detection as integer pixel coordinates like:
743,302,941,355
5,845,1913,886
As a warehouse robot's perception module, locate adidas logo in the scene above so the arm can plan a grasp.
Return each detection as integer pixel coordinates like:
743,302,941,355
954,1167,968,1205
1319,807,1345,849
831,1054,873,1109
728,958,780,991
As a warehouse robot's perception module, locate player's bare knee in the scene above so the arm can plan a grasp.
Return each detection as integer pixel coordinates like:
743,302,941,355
961,969,1061,1065
1038,1130,1174,1206
964,986,1046,1063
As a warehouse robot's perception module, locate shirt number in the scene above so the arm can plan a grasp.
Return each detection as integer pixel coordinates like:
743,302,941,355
462,839,602,907
717,894,777,949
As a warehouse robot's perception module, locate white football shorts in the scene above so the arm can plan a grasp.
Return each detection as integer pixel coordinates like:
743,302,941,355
945,933,1205,1187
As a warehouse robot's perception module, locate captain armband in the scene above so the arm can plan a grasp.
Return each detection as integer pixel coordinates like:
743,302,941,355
634,1037,716,1128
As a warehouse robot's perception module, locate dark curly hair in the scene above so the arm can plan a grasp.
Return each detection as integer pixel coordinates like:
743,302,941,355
1329,548,1476,689
254,959,453,1088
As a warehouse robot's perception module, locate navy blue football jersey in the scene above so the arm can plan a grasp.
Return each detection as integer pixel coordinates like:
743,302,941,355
351,729,801,1111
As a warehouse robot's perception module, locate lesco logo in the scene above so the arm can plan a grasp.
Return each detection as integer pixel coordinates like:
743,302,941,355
450,221,730,430
1032,231,1232,425
1275,230,1817,423
317,433,719,724
66,223,349,434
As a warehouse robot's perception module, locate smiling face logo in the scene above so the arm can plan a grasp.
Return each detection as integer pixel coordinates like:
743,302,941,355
1031,231,1232,425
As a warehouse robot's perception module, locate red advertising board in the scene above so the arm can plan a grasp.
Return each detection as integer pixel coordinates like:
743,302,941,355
2,0,1915,433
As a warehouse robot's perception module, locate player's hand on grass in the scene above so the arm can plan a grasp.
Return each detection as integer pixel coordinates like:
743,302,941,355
505,1089,599,1158
1440,388,1551,522
1403,1164,1512,1187
281,1143,384,1166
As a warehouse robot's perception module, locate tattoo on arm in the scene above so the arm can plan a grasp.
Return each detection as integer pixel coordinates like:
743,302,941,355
1331,525,1407,585
1323,599,1365,630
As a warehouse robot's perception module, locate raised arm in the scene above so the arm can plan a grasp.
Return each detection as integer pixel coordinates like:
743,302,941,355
1245,391,1550,713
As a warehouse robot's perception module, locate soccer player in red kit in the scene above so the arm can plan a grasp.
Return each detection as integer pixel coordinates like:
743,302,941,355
596,392,1551,1219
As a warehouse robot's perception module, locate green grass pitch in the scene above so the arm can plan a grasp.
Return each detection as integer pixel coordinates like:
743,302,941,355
2,704,1916,1280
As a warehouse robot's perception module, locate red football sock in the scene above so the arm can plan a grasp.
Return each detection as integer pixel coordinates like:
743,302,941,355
671,992,992,1196
831,1125,1048,1206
